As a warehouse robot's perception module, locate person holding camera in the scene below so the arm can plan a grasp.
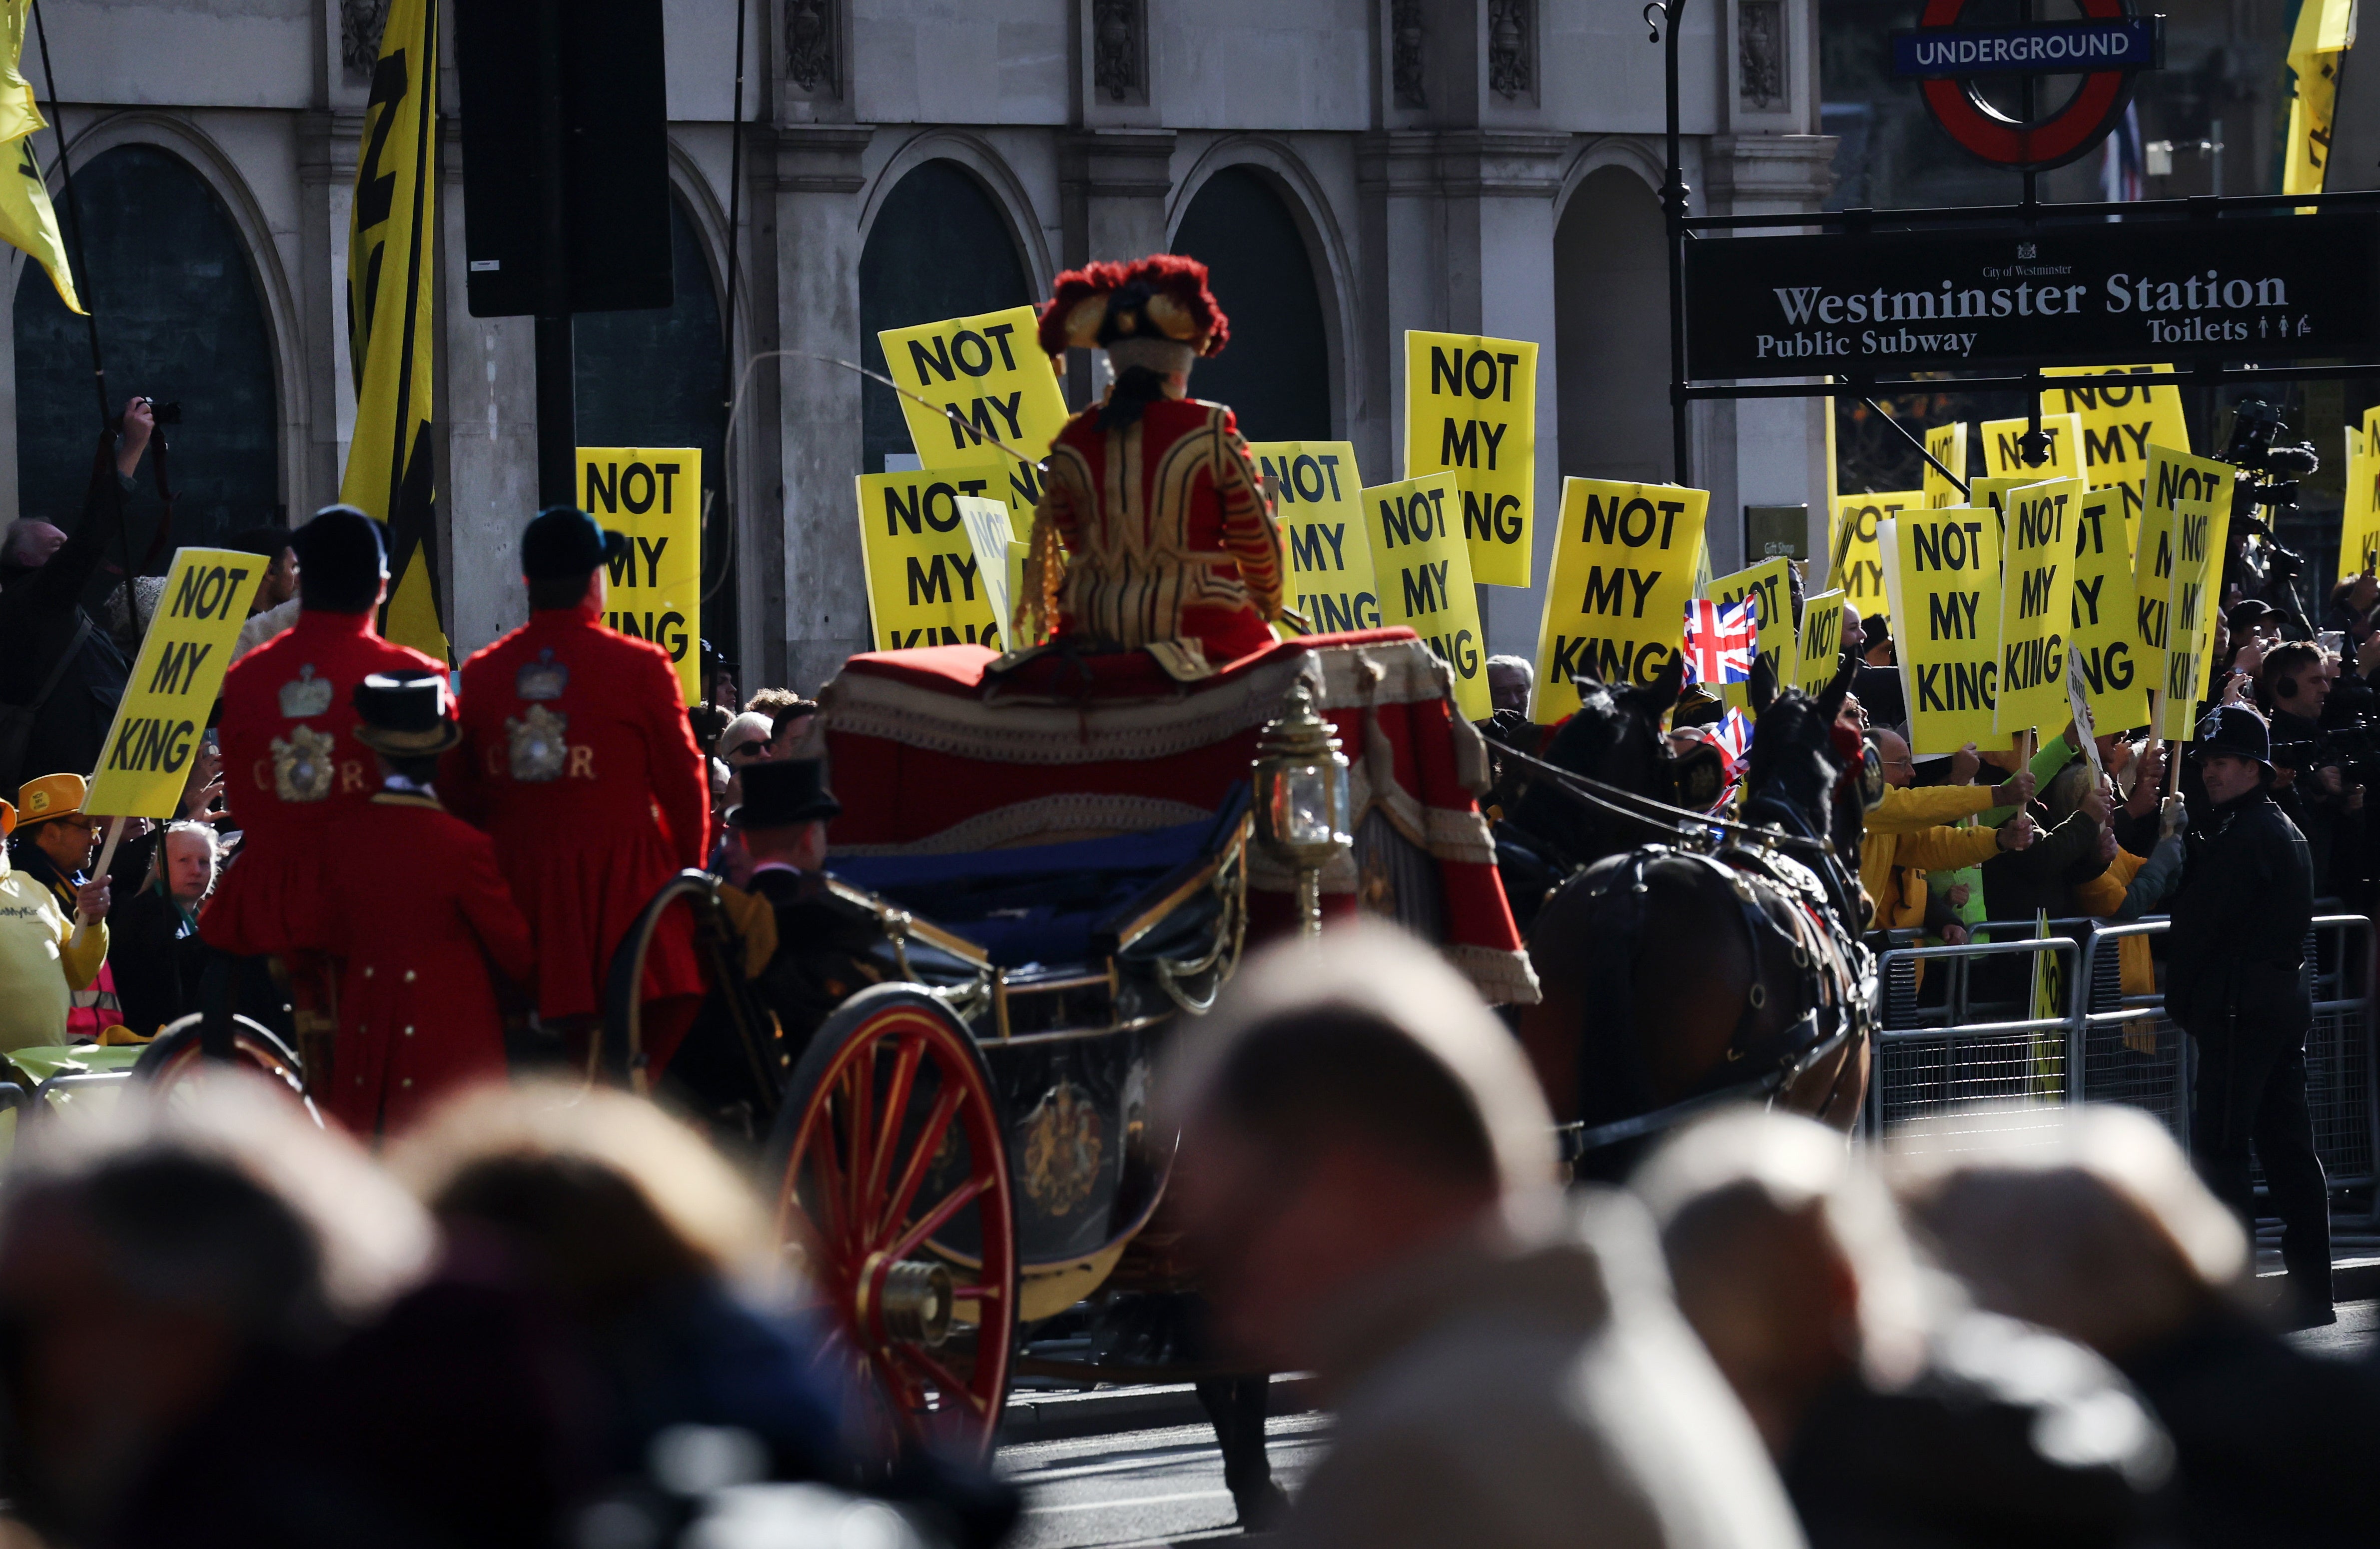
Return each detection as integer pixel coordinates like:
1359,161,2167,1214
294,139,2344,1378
0,397,155,793
2165,705,2331,1328
2261,641,2367,906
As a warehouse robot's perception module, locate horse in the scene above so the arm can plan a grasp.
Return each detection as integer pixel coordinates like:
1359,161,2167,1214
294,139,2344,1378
1493,654,1876,1177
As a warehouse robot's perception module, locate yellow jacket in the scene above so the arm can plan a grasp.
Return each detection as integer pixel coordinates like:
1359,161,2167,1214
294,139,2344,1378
1866,783,1994,835
0,847,107,1051
1860,820,2004,932
2071,846,2156,999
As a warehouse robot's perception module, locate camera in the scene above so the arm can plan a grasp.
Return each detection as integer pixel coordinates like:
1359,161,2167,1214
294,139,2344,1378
2273,718,2380,787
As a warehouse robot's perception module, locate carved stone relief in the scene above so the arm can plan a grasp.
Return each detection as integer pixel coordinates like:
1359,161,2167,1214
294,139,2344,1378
1093,0,1144,104
787,0,837,96
1738,0,1785,112
1488,0,1532,101
1392,0,1425,109
340,0,388,77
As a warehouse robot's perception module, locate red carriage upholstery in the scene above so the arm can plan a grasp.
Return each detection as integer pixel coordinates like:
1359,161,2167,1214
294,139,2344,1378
815,629,1537,1005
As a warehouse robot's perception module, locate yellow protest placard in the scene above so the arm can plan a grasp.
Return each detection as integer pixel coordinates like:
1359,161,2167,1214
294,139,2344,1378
1829,490,1915,622
1531,478,1710,715
2042,364,2192,482
1362,472,1489,718
2068,488,2151,731
1797,587,1846,696
87,548,265,818
1994,478,2080,736
579,447,702,703
879,304,1071,518
1705,557,1792,704
957,496,1026,638
2043,365,2191,544
853,464,1010,652
1895,506,2005,753
1980,413,2083,481
1923,423,1969,508
2340,432,2380,586
2158,624,2205,743
2134,447,2232,686
1249,440,1379,633
1403,330,1539,588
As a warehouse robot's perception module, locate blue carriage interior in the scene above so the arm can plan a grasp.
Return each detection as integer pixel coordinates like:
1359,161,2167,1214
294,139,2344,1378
827,785,1249,970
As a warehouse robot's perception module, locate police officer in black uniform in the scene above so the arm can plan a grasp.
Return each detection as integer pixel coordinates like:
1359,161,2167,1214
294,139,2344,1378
2166,704,2331,1325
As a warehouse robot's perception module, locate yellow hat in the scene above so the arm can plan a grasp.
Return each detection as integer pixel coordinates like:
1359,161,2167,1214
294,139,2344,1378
15,773,88,828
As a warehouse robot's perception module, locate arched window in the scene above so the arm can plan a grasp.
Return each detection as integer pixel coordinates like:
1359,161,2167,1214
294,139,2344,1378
1556,168,1670,484
575,194,731,661
1171,167,1330,442
858,161,1032,473
14,144,279,565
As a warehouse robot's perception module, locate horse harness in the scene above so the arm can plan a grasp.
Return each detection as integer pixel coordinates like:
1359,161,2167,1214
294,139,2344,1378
1552,835,1871,1163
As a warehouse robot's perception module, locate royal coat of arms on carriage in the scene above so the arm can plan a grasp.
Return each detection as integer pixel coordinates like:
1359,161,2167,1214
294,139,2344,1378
507,704,569,782
1021,1079,1105,1217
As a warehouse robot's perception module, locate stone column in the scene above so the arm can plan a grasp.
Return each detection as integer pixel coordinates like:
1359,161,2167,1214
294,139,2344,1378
294,111,353,518
438,123,541,657
1056,129,1176,402
1700,133,1837,575
772,125,874,696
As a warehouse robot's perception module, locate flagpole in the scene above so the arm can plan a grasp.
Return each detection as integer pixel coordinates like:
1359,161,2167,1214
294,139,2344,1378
29,0,105,427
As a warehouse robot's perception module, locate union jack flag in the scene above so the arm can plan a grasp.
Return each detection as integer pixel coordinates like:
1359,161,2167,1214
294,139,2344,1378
1681,597,1758,685
1712,707,1753,779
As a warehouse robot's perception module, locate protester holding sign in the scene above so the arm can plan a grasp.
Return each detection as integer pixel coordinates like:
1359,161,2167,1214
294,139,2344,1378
1017,254,1283,674
446,507,709,1068
1994,478,2080,738
0,775,113,1049
1890,504,2005,753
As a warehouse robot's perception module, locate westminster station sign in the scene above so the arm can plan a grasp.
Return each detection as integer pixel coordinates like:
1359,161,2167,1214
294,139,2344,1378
1683,214,2380,379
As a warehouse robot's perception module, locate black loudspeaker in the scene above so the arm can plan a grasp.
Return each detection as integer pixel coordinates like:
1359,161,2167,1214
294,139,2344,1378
453,0,672,318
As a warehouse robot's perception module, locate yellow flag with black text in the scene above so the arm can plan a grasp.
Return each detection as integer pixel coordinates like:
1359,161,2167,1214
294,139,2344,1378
339,0,446,661
0,1,79,313
2285,0,2358,201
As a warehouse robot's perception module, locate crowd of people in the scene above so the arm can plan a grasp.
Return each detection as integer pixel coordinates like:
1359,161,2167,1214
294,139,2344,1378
0,927,2371,1549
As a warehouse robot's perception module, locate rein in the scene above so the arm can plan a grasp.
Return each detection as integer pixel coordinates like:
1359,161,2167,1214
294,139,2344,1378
1493,739,1842,863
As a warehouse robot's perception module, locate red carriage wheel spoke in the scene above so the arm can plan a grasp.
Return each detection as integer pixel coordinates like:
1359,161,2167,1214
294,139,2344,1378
947,1280,1000,1303
876,1082,966,1240
898,1346,990,1416
801,1113,852,1254
862,1038,925,1216
846,1051,877,1223
887,1174,992,1263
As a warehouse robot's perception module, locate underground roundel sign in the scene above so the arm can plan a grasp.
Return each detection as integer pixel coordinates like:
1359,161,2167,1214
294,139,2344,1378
1894,0,2163,172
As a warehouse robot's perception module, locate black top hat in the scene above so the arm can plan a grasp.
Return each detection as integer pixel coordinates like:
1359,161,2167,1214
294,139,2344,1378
727,758,842,830
2191,704,2273,770
522,506,631,581
353,671,461,757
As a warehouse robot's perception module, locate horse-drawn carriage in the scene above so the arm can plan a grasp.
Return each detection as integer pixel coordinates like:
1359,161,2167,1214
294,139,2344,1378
602,627,1881,1459
603,629,1534,1457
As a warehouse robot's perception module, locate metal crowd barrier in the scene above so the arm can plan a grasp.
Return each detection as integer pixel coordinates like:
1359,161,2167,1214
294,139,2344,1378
1868,915,2379,1209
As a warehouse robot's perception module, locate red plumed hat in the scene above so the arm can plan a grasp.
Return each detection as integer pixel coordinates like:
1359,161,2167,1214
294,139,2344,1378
1036,253,1229,359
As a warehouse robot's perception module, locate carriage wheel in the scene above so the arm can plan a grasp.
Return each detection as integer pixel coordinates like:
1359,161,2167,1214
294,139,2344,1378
132,1014,312,1108
765,986,1016,1461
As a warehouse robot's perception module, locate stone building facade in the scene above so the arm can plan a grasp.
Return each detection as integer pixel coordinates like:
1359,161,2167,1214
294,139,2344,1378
3,0,1835,690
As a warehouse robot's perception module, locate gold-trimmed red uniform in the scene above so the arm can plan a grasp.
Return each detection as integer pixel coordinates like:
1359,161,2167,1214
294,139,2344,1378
204,610,447,956
444,608,708,1027
1037,396,1282,667
315,789,534,1135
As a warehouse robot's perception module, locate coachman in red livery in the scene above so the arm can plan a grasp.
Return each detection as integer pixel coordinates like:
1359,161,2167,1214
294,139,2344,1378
444,507,710,1068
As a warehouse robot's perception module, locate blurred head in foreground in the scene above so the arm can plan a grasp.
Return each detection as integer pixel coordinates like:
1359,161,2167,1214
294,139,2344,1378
0,1077,432,1538
1160,923,1557,1371
1888,1102,2249,1360
386,1081,778,1321
1633,1107,1928,1453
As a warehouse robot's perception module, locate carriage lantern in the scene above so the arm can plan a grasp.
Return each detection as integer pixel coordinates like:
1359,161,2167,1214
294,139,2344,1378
1253,678,1352,936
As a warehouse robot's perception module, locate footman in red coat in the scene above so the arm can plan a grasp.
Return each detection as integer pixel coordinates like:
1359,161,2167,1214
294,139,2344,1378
207,506,450,953
315,671,535,1136
444,507,710,1071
